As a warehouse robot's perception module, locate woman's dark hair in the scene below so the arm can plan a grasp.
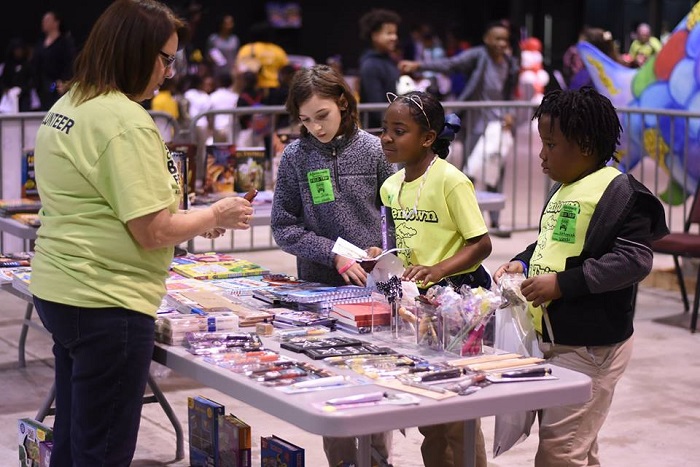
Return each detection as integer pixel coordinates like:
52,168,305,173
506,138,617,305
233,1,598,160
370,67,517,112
532,87,622,166
285,64,359,140
358,9,401,41
392,91,461,158
69,0,186,104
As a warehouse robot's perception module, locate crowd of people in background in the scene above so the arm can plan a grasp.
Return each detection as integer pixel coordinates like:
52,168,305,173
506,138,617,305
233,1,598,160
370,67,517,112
0,4,669,127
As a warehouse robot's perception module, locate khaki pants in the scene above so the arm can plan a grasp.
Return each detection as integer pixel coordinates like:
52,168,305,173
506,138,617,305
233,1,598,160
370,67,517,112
535,337,634,467
418,419,487,467
323,431,393,466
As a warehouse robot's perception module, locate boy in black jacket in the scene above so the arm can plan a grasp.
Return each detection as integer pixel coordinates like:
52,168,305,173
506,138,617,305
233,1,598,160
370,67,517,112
494,87,668,466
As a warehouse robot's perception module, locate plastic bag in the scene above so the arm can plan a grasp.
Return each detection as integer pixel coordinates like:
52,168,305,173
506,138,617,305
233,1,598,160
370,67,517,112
492,272,541,458
466,120,514,187
494,273,542,358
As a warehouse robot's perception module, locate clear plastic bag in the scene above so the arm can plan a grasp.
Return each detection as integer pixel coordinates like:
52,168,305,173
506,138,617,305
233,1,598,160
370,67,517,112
494,273,541,358
493,272,541,458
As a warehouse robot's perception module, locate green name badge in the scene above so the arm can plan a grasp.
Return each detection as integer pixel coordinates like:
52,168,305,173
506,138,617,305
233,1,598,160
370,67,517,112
551,203,577,243
307,168,335,204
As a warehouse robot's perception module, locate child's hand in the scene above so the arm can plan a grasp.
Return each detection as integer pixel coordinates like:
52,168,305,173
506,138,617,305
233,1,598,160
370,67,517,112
334,255,369,287
493,261,524,284
402,264,443,288
365,246,383,258
520,273,561,307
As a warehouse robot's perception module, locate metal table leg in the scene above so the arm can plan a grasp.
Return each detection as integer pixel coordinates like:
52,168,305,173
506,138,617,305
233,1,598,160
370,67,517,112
463,419,477,467
356,435,372,467
36,383,56,422
18,302,33,368
145,374,185,460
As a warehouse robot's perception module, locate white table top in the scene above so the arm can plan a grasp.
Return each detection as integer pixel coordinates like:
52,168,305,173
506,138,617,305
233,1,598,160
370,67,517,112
153,335,591,438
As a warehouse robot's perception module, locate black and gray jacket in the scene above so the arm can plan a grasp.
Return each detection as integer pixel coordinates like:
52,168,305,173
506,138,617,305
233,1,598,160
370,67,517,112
271,128,396,285
514,173,669,346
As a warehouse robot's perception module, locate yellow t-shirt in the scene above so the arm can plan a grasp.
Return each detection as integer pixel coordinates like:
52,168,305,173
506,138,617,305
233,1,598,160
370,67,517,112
528,166,621,332
30,90,181,317
151,90,179,120
236,42,289,89
380,158,488,286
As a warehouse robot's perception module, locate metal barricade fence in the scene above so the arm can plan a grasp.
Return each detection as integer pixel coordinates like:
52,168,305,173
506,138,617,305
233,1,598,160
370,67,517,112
1,103,696,253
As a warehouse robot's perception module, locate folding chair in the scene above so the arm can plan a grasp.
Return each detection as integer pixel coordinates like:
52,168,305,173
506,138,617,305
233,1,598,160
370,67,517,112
650,184,700,333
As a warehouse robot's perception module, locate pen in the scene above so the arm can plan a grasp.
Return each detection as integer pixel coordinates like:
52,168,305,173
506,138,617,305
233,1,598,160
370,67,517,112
325,391,386,406
445,374,486,393
500,367,552,378
417,368,463,382
290,375,347,389
399,379,448,394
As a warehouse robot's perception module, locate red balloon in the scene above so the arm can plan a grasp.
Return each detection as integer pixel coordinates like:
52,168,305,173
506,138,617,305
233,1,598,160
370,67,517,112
654,29,688,81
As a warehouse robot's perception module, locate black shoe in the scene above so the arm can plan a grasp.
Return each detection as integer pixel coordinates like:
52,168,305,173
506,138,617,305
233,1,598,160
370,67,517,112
491,228,511,238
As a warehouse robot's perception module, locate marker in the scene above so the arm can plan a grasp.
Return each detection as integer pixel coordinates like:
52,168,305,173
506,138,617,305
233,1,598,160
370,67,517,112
399,379,448,394
290,375,347,389
500,367,552,378
417,368,463,382
445,374,486,393
325,392,386,406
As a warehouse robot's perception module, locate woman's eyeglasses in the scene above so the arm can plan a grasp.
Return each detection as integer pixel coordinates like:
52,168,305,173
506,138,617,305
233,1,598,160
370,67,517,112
159,51,176,79
386,92,431,130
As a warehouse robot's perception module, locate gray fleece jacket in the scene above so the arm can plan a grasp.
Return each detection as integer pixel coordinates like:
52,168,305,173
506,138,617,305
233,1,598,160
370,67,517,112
271,128,396,285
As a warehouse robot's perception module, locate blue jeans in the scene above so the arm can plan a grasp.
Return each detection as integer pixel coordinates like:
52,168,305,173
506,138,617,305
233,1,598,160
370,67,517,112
34,297,155,467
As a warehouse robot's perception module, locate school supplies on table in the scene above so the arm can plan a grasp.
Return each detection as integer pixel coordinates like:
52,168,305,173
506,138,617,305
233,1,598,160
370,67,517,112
172,258,270,280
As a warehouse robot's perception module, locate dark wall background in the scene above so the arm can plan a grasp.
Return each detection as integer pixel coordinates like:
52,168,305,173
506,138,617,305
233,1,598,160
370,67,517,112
2,1,696,76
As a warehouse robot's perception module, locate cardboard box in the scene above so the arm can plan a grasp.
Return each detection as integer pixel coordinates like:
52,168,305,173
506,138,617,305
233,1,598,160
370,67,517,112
188,396,225,466
261,435,304,467
18,418,53,467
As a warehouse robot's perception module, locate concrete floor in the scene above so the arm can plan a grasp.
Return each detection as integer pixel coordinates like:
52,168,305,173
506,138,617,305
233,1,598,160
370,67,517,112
1,232,698,466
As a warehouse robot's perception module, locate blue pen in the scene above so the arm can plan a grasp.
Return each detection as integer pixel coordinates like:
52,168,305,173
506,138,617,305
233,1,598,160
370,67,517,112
190,307,206,316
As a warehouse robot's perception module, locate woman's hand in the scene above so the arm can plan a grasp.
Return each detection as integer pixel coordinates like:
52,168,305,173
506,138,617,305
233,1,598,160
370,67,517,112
211,196,253,229
200,227,226,239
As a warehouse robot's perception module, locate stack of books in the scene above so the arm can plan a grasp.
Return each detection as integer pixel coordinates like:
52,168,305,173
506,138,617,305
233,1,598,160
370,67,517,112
329,301,391,334
165,289,274,327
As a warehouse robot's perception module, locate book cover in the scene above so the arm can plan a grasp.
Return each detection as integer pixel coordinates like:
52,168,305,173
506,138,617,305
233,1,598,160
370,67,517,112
18,418,53,467
21,148,39,199
188,395,225,467
167,142,197,209
220,414,252,467
234,146,266,193
172,259,270,280
204,143,237,194
381,205,396,251
260,435,305,467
